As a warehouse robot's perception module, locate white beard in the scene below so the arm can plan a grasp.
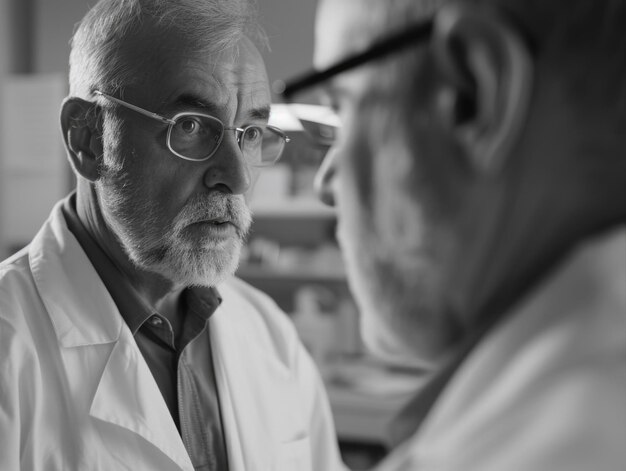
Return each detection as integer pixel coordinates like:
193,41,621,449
96,145,251,288
99,181,252,288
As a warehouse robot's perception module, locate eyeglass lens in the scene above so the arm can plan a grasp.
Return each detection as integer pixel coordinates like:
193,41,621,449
168,113,286,165
240,126,286,167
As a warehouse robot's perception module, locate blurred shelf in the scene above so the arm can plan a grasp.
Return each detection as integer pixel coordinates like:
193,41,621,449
237,265,345,282
251,198,335,219
237,263,348,312
328,386,416,447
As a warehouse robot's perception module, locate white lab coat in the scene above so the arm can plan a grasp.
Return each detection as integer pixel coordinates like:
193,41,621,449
377,227,626,471
0,201,347,471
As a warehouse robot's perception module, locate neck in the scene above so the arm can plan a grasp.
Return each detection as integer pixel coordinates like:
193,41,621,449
447,88,626,352
449,182,625,339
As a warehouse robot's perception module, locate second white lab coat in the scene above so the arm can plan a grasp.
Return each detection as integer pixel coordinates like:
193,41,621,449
0,201,346,471
376,228,626,471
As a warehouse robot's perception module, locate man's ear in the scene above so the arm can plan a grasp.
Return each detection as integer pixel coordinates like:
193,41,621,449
60,97,103,182
430,3,533,176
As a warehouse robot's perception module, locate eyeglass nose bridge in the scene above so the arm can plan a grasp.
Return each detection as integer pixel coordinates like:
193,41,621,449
201,126,251,163
223,126,246,150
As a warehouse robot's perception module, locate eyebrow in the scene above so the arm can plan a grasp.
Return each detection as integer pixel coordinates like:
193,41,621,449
169,93,270,122
170,93,223,116
247,105,271,122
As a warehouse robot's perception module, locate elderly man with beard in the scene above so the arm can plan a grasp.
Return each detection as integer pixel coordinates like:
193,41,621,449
0,1,347,470
280,0,626,469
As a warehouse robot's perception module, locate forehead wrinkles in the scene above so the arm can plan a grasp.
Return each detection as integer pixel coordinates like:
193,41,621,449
237,77,270,108
211,43,270,116
168,57,268,119
204,62,238,111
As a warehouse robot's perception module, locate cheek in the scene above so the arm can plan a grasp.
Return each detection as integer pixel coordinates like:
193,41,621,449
375,141,420,229
246,168,262,203
110,148,194,222
335,119,377,224
342,133,426,251
101,117,210,229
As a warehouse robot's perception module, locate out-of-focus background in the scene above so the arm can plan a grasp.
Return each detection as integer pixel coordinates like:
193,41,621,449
0,0,320,259
0,1,426,467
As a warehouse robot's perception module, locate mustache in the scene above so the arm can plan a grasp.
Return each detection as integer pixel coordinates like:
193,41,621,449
174,193,252,239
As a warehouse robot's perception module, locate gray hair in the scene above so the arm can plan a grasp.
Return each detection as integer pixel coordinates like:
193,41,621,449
68,0,267,97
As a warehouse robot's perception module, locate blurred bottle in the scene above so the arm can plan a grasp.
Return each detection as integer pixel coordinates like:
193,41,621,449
336,296,361,356
291,285,338,370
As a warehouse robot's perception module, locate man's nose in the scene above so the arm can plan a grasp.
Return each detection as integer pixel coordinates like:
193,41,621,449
202,135,251,194
314,147,338,206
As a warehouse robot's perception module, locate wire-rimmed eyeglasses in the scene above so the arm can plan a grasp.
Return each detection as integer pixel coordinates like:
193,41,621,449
94,90,290,166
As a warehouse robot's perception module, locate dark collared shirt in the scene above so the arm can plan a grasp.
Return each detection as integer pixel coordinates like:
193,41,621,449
62,194,229,470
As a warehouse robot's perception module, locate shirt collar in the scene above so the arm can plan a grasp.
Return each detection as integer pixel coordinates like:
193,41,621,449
186,285,223,322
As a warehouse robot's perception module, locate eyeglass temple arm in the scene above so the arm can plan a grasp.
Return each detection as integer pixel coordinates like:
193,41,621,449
93,90,175,125
277,19,434,100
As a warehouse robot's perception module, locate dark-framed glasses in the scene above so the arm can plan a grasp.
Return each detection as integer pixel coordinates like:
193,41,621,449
94,90,290,166
272,17,433,148
275,17,434,101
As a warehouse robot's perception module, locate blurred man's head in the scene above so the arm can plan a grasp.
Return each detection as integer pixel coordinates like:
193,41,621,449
312,0,626,365
62,0,273,288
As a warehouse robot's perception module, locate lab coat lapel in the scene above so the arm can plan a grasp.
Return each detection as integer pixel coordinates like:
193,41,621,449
89,326,193,471
210,285,276,471
29,202,193,471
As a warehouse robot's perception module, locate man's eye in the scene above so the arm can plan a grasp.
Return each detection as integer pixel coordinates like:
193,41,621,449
178,118,203,135
244,126,263,143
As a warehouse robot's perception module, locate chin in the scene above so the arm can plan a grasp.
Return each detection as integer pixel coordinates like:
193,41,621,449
164,240,242,288
343,246,418,364
129,234,243,288
341,230,451,370
357,292,446,370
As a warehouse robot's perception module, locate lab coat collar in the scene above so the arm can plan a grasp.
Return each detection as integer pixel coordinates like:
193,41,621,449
389,225,626,447
89,326,194,470
410,225,626,460
29,199,123,347
28,199,194,470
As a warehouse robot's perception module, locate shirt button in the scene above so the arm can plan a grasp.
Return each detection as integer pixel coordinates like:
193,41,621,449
149,315,163,326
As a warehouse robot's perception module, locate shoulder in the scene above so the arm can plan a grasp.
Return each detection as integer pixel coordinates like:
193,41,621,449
0,245,31,278
0,246,39,325
0,240,63,365
410,229,626,470
0,246,42,374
